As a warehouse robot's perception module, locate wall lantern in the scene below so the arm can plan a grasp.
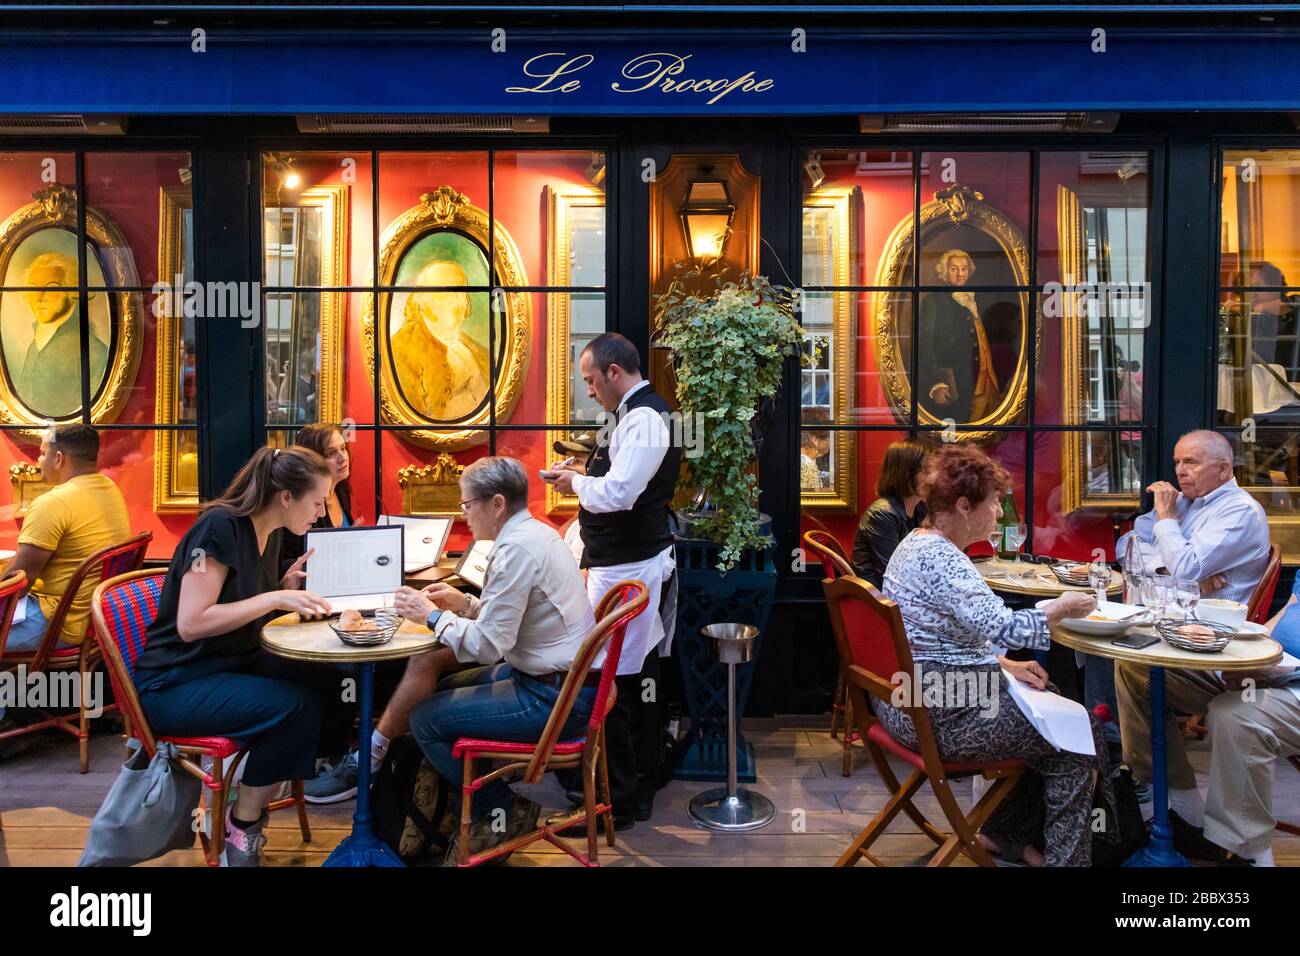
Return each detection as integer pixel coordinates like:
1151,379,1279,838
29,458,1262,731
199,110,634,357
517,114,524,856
679,177,735,262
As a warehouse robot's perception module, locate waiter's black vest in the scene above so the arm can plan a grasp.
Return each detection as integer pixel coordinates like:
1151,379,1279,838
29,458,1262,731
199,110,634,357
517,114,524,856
579,384,680,568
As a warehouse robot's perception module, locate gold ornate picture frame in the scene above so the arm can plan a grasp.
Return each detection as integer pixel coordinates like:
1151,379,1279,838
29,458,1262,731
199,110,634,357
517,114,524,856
872,184,1038,442
800,185,859,513
154,184,197,511
1057,183,1143,514
0,183,143,441
544,182,605,515
362,186,529,451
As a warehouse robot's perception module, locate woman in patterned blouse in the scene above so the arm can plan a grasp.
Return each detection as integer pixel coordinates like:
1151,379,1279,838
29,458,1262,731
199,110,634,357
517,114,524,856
879,443,1116,866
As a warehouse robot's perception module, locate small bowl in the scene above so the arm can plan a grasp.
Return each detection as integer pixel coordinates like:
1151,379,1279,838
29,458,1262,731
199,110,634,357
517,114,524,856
328,609,401,647
1197,599,1249,629
1155,618,1236,654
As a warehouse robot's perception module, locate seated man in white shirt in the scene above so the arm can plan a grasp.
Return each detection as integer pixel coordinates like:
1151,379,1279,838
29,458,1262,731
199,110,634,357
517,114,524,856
386,457,596,861
1116,429,1270,603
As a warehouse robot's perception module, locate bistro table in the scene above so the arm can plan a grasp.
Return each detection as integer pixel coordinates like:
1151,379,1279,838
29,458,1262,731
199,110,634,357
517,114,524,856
976,556,1122,599
1049,619,1282,866
261,612,440,867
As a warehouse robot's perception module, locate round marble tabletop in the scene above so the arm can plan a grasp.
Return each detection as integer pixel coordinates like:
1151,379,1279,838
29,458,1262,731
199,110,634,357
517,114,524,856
977,557,1123,598
1049,621,1282,672
261,612,441,664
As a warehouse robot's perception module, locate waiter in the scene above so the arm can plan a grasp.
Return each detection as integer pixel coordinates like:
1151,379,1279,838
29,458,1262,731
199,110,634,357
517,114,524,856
549,332,680,831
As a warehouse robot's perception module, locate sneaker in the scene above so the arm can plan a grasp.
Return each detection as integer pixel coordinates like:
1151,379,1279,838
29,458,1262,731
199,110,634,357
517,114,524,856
221,809,268,867
304,749,359,804
1133,780,1152,804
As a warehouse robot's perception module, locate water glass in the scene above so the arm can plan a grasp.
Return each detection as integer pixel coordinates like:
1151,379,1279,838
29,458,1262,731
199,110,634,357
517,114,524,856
1088,560,1110,608
1175,578,1200,620
1140,576,1160,617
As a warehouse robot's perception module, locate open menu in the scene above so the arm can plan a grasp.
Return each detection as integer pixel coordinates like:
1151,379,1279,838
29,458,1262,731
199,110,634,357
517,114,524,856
378,514,452,573
1000,667,1096,756
305,525,404,612
453,538,494,590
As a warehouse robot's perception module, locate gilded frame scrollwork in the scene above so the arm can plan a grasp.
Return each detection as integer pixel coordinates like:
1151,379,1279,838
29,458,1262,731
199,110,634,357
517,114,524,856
872,184,1037,442
800,185,858,513
0,183,143,442
1057,184,1143,514
362,186,529,451
543,183,605,515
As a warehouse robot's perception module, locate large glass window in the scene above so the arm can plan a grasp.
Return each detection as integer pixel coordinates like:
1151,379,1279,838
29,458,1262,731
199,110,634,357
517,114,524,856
0,150,192,558
801,148,1152,561
1218,148,1300,560
259,149,607,543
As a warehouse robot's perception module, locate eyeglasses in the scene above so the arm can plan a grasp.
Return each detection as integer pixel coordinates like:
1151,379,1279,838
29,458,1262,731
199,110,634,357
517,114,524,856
458,496,486,511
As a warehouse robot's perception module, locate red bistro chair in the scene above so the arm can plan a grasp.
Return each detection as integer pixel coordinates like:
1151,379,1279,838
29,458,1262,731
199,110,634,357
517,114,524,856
0,531,151,772
0,570,29,658
823,576,1026,867
802,529,860,776
91,569,311,867
449,579,650,868
1247,544,1282,626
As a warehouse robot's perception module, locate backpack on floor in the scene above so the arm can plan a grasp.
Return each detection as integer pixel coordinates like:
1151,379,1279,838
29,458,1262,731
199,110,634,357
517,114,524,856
371,736,450,863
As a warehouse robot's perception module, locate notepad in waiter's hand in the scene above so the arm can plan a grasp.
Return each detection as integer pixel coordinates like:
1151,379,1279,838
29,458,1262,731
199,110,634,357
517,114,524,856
1000,668,1096,756
305,525,404,612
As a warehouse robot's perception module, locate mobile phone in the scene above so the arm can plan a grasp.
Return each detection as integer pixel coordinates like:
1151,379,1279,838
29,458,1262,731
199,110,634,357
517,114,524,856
1111,633,1159,650
539,469,558,482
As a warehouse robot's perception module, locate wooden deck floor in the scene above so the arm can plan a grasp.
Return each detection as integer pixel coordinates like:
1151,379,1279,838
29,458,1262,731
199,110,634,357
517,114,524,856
3,716,1298,867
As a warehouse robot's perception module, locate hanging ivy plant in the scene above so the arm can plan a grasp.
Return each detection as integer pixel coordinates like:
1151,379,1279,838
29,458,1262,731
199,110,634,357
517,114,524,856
654,270,811,570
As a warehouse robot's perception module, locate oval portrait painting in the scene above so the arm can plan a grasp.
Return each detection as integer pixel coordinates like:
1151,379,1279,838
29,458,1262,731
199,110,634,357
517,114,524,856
0,227,114,420
386,230,494,423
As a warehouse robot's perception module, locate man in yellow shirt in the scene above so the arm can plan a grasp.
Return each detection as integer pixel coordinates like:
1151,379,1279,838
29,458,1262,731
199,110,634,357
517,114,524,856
3,424,131,654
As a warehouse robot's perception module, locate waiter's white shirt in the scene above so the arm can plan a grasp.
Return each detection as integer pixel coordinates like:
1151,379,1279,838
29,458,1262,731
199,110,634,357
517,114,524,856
572,379,676,676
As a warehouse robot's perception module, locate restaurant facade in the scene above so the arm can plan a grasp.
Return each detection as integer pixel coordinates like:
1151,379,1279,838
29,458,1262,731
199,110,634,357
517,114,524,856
0,0,1298,712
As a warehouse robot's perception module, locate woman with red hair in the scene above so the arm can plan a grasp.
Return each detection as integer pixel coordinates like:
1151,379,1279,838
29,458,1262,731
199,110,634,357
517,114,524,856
877,443,1116,866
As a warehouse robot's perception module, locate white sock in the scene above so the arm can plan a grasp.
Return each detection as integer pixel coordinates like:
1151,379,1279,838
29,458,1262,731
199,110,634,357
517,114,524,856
1253,847,1275,867
370,729,391,773
1169,787,1205,827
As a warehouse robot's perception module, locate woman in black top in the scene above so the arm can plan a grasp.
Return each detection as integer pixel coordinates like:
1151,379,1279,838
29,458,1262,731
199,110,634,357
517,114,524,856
132,446,347,866
852,438,930,587
278,422,354,576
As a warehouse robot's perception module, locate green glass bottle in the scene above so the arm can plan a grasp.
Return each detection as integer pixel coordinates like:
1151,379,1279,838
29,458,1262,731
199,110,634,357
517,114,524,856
996,491,1020,560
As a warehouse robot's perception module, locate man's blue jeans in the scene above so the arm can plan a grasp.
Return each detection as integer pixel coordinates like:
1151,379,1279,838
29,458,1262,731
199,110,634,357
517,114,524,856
1083,653,1122,745
409,662,596,822
0,597,54,723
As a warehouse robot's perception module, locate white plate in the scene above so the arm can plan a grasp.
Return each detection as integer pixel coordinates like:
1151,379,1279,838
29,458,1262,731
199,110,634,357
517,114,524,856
1036,599,1150,636
1230,620,1269,639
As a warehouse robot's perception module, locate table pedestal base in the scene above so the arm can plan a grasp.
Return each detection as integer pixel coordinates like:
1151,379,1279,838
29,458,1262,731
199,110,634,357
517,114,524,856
688,788,775,832
1122,664,1190,868
324,831,405,868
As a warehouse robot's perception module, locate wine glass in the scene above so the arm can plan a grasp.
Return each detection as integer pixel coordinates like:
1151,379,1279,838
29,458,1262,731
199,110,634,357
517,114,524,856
1175,578,1200,620
1006,523,1027,568
1152,573,1176,620
1088,560,1111,610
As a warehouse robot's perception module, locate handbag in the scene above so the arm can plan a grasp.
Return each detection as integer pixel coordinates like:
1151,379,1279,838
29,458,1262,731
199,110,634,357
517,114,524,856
372,736,451,863
78,741,201,867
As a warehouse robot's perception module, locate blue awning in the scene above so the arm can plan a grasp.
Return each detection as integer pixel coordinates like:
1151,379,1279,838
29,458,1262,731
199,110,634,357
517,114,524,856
0,26,1298,115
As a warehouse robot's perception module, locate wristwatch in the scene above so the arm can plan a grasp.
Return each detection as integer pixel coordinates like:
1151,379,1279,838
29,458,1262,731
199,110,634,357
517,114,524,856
425,608,442,632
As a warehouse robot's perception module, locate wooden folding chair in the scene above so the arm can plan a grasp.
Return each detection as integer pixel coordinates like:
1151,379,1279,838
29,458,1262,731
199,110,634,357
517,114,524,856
1247,543,1282,626
449,580,649,867
823,576,1026,867
92,569,311,866
0,531,151,772
802,529,859,776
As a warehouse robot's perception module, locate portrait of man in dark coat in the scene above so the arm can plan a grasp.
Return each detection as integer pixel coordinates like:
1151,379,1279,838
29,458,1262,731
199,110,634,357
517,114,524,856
918,249,1002,423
